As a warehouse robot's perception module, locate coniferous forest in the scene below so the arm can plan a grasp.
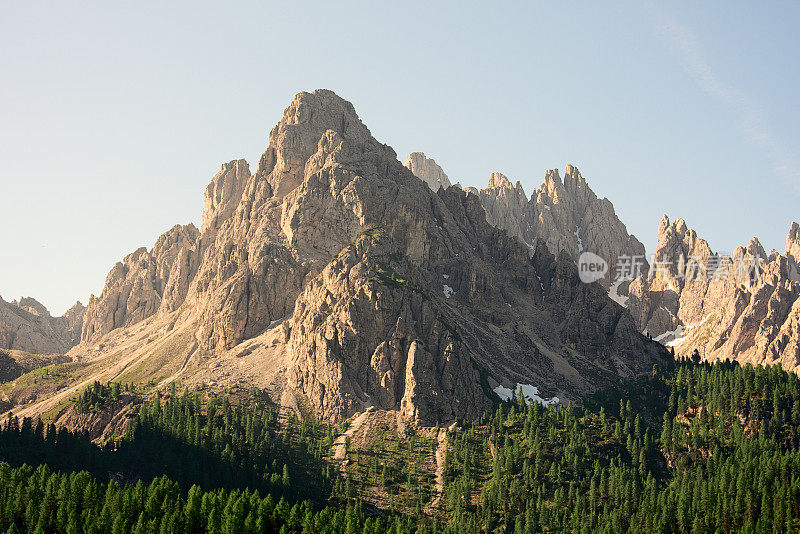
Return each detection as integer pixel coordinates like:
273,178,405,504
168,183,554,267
2,360,800,533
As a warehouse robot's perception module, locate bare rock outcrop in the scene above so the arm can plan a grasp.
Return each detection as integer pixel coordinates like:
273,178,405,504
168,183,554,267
405,158,647,291
259,92,665,423
60,301,86,342
478,172,529,243
81,223,199,342
185,90,391,352
201,160,250,233
404,152,451,191
629,216,800,373
627,215,715,338
500,165,648,289
787,222,800,282
0,296,84,354
64,90,669,425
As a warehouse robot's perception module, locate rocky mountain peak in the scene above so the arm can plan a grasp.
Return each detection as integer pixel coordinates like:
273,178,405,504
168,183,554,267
629,216,711,341
658,214,670,234
59,89,667,425
255,89,391,201
653,215,712,265
0,295,85,355
468,164,646,288
64,301,86,318
154,224,199,256
476,172,529,247
787,221,800,260
201,160,250,233
629,214,800,374
403,152,451,191
563,164,586,191
15,297,50,318
81,223,200,342
786,222,800,283
673,217,688,235
543,168,562,187
486,171,512,190
747,237,766,259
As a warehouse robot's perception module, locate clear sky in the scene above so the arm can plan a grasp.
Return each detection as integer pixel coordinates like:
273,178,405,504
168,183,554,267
2,1,799,315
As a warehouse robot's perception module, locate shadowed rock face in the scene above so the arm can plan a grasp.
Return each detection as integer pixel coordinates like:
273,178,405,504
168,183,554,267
76,89,668,423
405,155,647,291
0,297,84,354
628,216,800,373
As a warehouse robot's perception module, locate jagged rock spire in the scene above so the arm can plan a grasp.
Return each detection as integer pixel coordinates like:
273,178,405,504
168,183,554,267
404,152,452,191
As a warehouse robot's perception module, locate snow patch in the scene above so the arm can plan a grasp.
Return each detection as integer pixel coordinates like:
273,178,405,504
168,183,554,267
659,305,676,319
663,314,712,347
608,280,629,307
667,281,677,292
493,383,560,407
522,236,539,256
574,226,583,252
656,325,684,344
443,285,454,298
442,274,449,279
268,316,288,329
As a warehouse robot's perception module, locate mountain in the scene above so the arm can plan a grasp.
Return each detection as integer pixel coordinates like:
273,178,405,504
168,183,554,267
81,223,200,342
403,152,451,191
404,154,648,296
628,216,800,373
0,296,84,354
2,90,668,425
402,153,800,375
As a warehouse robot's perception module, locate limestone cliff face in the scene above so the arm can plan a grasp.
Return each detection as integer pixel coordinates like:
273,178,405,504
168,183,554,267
787,222,800,282
81,223,199,342
479,172,529,244
404,157,647,291
629,216,800,373
403,152,452,191
201,160,250,234
238,91,664,423
185,90,394,353
490,165,648,289
61,302,86,343
70,90,668,424
0,297,84,354
283,180,663,423
627,216,715,339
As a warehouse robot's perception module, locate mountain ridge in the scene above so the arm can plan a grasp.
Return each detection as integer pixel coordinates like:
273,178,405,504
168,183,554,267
403,151,800,376
405,153,648,287
0,296,84,355
1,89,668,425
629,215,800,373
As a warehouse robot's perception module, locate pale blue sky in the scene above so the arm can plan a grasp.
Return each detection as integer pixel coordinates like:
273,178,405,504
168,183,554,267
1,1,798,315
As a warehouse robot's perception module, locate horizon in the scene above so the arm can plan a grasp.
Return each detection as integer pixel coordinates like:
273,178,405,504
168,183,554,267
2,2,799,315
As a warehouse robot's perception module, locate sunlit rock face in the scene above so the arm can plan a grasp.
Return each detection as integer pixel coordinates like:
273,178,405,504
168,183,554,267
74,90,668,423
0,296,84,354
629,216,800,373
